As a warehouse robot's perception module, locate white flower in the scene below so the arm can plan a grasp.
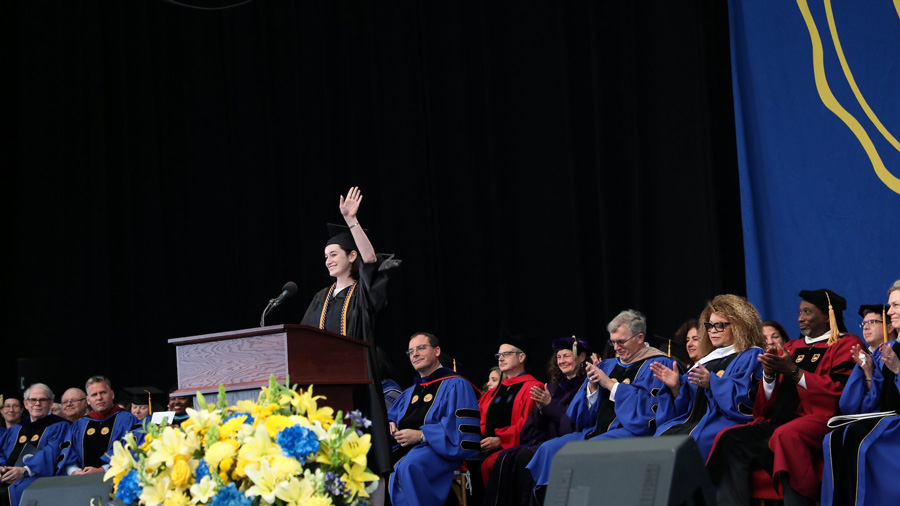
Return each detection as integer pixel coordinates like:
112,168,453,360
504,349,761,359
189,476,218,504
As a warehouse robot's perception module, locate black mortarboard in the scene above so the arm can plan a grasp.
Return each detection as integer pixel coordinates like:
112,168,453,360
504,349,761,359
798,288,847,334
551,337,592,357
326,223,363,253
858,304,888,319
124,387,167,412
496,330,533,357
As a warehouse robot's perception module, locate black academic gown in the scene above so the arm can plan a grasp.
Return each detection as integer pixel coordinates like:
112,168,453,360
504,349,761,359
301,253,400,475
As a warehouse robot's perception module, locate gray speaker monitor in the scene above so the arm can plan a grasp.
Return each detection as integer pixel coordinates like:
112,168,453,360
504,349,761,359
545,435,716,506
19,473,127,506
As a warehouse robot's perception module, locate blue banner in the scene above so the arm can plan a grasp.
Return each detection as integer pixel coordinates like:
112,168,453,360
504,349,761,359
729,0,900,333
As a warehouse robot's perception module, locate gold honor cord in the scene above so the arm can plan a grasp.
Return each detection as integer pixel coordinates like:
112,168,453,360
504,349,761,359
317,282,357,335
796,0,900,194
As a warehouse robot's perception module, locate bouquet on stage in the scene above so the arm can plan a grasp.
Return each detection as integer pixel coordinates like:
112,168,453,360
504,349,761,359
103,376,379,506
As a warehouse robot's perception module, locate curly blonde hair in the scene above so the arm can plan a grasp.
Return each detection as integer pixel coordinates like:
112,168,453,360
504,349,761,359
697,294,766,356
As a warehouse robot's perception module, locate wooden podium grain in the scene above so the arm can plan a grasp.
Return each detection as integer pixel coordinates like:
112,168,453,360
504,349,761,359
168,324,372,412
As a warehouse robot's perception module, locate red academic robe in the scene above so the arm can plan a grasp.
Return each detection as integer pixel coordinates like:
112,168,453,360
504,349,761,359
479,373,543,484
752,333,860,498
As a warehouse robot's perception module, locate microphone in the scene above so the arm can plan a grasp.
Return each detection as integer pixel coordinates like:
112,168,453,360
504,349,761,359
260,281,298,326
272,281,298,307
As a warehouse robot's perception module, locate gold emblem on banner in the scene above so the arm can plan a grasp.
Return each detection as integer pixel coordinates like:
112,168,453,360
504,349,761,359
623,378,631,384
811,353,821,363
101,427,110,436
716,370,725,377
87,428,96,436
411,395,419,404
423,394,433,403
18,435,27,444
31,434,40,442
795,355,805,363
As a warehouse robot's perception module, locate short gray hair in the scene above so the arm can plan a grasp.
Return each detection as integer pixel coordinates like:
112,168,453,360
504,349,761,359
85,375,112,392
607,309,647,336
23,383,54,402
888,279,900,296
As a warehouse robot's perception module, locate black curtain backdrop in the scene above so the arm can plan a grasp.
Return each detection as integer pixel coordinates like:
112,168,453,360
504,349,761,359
2,1,744,397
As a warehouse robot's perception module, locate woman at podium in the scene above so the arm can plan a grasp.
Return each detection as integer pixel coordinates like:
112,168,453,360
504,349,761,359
301,186,400,342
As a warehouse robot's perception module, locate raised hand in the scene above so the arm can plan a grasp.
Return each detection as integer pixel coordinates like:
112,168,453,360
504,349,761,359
339,186,364,220
688,363,712,389
530,384,552,408
758,343,794,377
880,342,900,375
850,344,873,378
651,361,681,389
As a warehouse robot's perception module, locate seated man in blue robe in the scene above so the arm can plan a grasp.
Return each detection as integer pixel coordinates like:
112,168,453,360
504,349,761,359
526,310,674,498
0,383,69,506
56,376,138,476
388,332,482,506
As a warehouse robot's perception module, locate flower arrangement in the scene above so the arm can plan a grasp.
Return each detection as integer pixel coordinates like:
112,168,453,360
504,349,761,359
104,377,379,506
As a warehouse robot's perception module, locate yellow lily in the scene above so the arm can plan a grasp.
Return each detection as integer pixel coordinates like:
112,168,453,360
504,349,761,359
341,432,372,468
244,458,280,504
341,462,379,500
104,440,135,481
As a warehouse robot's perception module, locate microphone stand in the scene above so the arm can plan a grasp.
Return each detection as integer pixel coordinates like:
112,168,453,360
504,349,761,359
260,299,277,327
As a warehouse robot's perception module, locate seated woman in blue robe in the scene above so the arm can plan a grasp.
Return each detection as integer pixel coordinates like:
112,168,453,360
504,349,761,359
651,294,766,460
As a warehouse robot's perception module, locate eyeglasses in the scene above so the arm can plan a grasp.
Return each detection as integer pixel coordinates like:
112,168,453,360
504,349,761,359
405,344,433,357
860,319,883,328
609,334,639,347
26,398,51,404
62,398,86,405
494,351,522,359
703,321,732,333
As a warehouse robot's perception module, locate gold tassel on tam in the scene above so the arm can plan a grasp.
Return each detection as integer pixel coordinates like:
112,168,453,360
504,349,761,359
826,292,841,346
572,335,578,358
145,389,153,414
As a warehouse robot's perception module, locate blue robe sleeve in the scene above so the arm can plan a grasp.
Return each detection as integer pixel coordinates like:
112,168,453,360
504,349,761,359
611,357,673,435
0,426,19,466
839,350,883,415
420,378,481,461
565,379,598,432
27,421,69,477
56,419,84,474
706,348,764,422
653,366,693,428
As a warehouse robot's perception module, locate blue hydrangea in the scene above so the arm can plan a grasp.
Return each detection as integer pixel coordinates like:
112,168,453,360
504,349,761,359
196,459,211,481
324,471,347,497
277,424,320,465
115,470,141,505
209,483,253,506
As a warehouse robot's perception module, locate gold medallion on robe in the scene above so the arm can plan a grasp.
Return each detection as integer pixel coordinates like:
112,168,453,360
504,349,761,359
411,395,419,404
101,427,110,436
31,434,40,442
423,394,434,403
795,355,805,363
87,428,96,436
622,378,631,384
811,353,821,363
716,370,725,377
18,435,27,444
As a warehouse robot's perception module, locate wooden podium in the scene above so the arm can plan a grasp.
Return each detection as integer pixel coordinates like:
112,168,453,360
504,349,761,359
168,324,373,412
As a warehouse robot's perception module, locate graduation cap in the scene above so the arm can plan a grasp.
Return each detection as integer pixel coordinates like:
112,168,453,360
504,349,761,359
551,336,592,357
799,288,847,344
496,330,533,357
858,304,888,319
326,223,365,253
124,387,167,414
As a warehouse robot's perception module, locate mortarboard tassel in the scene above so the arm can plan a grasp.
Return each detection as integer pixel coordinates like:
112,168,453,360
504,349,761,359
884,306,888,344
145,390,152,414
826,292,840,346
453,358,457,372
572,335,578,358
668,339,671,358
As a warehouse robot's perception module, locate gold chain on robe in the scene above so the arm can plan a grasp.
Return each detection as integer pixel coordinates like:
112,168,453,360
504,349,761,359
318,282,358,335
